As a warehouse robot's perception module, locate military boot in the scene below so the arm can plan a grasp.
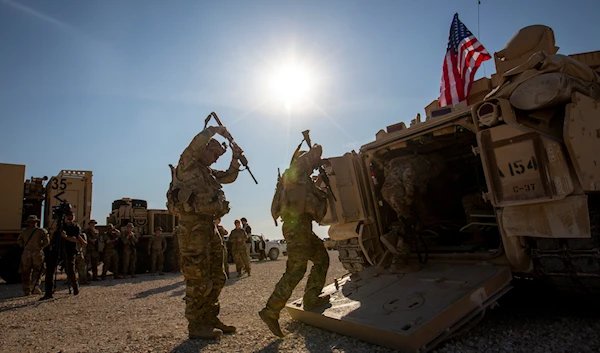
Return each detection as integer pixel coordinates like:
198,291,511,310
303,295,331,311
214,319,236,334
380,231,400,255
259,308,284,337
189,327,223,341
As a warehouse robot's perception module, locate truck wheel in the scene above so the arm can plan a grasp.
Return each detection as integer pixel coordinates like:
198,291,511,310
269,248,279,261
0,246,23,284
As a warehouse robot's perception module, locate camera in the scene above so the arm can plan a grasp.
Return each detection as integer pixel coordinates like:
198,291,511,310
52,199,73,220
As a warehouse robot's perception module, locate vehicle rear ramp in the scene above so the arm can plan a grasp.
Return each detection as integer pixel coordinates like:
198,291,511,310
286,263,512,352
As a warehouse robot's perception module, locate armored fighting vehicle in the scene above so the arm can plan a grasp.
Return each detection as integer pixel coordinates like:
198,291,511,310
0,164,92,283
286,25,600,352
106,197,180,273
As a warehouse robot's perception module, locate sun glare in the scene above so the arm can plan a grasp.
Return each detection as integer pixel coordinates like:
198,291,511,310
268,63,312,111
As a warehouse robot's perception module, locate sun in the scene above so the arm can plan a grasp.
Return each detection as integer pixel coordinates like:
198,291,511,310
268,63,313,111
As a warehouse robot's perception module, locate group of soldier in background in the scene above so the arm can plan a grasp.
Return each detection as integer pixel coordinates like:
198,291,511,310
17,214,177,298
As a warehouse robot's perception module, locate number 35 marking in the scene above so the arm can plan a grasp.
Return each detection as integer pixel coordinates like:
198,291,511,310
51,178,67,190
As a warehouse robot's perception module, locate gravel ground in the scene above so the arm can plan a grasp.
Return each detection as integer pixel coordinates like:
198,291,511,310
1,251,599,353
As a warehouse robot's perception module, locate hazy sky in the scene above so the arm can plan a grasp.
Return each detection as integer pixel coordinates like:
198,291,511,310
1,0,598,239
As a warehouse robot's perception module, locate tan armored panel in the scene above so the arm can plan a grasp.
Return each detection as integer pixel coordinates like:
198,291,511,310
494,25,559,77
0,163,26,231
44,170,92,228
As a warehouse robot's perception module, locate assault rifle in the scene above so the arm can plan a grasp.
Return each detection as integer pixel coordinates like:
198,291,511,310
300,130,337,202
204,112,258,184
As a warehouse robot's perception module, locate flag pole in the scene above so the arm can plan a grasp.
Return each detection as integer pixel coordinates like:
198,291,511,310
478,0,488,77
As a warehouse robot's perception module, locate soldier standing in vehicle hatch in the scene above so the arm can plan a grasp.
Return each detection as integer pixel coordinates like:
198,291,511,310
166,124,242,340
121,223,138,278
379,154,444,271
259,143,330,338
18,215,49,296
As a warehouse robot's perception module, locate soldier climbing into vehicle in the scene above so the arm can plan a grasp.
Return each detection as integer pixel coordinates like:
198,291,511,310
379,153,445,272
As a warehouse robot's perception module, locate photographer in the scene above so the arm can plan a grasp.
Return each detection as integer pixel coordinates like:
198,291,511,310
40,212,85,300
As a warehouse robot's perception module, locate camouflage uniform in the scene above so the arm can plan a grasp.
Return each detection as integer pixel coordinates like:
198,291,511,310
18,222,49,295
101,227,121,279
172,226,182,272
228,228,251,276
260,144,330,337
380,154,444,257
75,232,88,284
148,232,167,274
84,226,101,280
216,224,229,278
166,126,240,338
121,227,139,277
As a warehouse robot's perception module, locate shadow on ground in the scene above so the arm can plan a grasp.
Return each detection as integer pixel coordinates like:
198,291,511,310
133,280,185,299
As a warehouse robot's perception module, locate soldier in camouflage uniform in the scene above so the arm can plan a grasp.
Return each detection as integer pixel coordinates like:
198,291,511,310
18,215,49,295
83,219,101,281
75,229,88,284
228,219,251,277
166,125,242,340
148,227,167,275
121,223,138,278
101,223,122,280
379,154,444,271
259,143,330,338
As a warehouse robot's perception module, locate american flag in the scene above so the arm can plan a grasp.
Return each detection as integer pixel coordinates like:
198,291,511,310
439,13,491,107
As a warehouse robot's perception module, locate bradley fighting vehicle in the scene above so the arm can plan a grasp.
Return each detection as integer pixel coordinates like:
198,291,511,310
0,164,92,283
285,25,600,352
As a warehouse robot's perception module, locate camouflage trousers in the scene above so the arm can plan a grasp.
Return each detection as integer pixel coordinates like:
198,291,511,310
265,218,329,314
75,253,88,284
122,248,137,276
179,215,227,334
102,248,119,277
20,250,45,294
86,249,100,279
232,246,250,275
150,251,164,273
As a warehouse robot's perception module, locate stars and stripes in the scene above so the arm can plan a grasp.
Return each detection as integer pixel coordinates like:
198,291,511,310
439,13,491,107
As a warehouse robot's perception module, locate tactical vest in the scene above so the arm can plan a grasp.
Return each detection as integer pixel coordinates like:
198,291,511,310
166,162,230,218
273,168,328,223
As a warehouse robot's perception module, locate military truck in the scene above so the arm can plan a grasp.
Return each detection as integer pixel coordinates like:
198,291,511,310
106,197,180,273
285,25,600,352
0,164,92,283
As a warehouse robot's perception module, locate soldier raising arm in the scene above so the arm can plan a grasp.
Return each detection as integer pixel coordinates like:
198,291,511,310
166,124,242,340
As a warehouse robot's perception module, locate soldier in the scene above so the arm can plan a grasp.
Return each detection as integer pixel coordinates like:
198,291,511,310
172,225,182,272
214,218,229,279
228,219,251,277
259,143,330,337
166,124,242,340
121,223,138,278
101,223,122,280
18,215,49,296
379,154,444,271
40,212,83,300
84,219,101,281
148,227,167,275
75,227,88,284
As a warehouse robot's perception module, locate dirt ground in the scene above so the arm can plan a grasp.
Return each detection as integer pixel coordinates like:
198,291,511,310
1,251,599,353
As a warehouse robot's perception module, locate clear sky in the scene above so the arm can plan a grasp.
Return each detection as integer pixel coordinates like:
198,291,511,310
1,0,598,240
